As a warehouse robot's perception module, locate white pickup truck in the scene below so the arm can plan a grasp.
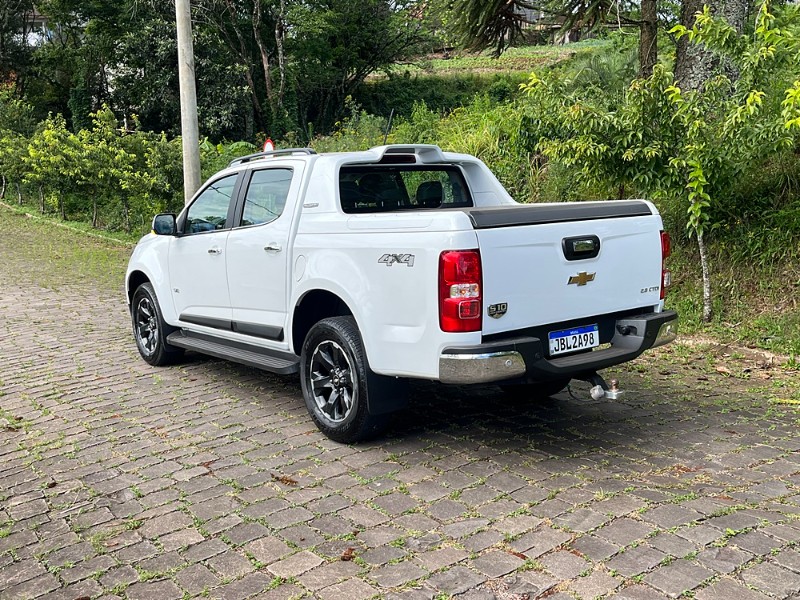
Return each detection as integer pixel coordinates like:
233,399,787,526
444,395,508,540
126,145,677,442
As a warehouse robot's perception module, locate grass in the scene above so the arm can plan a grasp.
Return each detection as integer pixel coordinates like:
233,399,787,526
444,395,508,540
666,241,800,357
388,40,611,76
0,202,132,293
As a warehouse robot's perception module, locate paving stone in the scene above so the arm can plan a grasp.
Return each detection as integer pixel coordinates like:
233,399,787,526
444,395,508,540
471,550,525,578
414,546,469,572
243,536,292,564
730,530,782,554
596,518,655,546
316,578,379,600
126,579,184,600
361,545,407,566
298,560,361,591
571,535,620,561
608,545,666,577
428,565,487,595
696,546,751,573
158,527,206,552
644,559,714,598
370,561,428,587
225,522,272,547
373,492,419,516
541,550,589,579
554,508,610,533
175,562,221,596
774,548,800,573
99,564,140,589
212,571,274,599
2,573,60,600
509,526,571,558
39,578,103,600
208,551,256,579
610,584,671,599
642,505,703,529
741,562,800,598
267,550,324,578
463,530,504,553
694,577,771,600
181,538,230,563
568,570,622,599
60,554,117,583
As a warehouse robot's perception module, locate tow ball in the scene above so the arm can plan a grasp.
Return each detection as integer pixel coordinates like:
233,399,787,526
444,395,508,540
581,372,624,400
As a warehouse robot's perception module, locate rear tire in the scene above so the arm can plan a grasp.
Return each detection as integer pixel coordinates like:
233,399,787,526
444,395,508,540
300,317,391,443
131,282,184,366
500,379,570,401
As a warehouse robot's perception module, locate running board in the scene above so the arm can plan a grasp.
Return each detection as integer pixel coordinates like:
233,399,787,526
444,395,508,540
167,331,299,375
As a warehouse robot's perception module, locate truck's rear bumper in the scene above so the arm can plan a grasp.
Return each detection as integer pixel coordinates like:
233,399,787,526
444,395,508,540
439,310,678,385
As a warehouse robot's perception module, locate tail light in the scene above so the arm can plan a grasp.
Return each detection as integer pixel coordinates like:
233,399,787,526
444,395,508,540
660,231,671,300
439,250,482,332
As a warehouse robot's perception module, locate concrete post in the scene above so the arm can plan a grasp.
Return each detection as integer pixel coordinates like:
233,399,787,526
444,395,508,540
176,0,202,205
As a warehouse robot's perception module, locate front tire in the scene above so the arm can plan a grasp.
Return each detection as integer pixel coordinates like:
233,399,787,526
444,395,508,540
300,317,390,443
131,282,184,366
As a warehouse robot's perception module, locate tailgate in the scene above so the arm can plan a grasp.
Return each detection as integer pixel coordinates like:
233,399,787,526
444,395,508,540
467,202,665,336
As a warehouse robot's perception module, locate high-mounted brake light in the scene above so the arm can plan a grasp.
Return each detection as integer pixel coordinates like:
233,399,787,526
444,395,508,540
660,231,671,300
439,250,482,332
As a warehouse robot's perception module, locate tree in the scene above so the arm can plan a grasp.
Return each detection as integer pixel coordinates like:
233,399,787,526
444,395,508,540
439,0,661,77
520,0,800,321
673,0,748,90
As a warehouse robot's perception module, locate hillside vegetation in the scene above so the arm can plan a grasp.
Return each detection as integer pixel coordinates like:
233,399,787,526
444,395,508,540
1,6,798,357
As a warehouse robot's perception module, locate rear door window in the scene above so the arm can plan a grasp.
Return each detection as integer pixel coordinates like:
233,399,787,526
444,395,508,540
339,166,472,213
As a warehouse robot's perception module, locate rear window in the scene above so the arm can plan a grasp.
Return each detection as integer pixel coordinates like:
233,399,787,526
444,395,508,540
339,166,472,213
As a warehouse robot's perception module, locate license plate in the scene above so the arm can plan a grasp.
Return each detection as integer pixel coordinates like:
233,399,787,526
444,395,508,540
548,324,599,356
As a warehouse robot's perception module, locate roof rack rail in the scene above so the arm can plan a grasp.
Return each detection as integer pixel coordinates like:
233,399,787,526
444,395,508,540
228,148,317,167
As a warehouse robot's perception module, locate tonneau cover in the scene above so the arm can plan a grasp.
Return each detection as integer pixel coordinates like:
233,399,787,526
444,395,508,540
465,201,652,229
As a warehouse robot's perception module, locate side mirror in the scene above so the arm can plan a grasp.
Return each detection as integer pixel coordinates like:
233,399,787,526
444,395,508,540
152,213,177,236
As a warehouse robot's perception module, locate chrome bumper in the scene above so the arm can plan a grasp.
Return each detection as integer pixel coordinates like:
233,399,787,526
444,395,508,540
439,351,526,385
438,310,678,385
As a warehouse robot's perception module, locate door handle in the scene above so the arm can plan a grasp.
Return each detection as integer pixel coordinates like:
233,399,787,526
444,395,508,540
208,247,222,255
264,243,282,252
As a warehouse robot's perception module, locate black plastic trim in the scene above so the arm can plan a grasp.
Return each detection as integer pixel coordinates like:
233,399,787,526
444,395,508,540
180,313,284,342
563,235,601,261
465,201,652,230
180,314,232,331
231,321,284,342
444,310,677,383
167,331,299,375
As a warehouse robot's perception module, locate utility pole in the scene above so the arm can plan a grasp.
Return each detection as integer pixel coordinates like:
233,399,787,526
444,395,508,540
175,0,201,205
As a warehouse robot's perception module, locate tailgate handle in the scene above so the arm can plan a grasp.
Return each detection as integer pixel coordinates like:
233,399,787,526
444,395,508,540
563,235,600,261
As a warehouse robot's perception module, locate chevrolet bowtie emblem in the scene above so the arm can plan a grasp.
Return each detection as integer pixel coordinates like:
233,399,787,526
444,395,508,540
568,271,596,286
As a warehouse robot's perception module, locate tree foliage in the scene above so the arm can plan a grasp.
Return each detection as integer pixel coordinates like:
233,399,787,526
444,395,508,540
519,0,800,321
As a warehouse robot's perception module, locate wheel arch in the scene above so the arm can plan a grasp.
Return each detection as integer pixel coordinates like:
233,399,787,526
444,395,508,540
127,270,151,305
291,289,353,355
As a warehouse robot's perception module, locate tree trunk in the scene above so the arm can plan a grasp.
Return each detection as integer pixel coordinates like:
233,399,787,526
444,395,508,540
38,185,44,214
697,229,713,322
16,182,21,204
675,0,748,90
1,174,6,200
275,0,287,109
639,0,658,78
92,197,98,228
58,193,65,220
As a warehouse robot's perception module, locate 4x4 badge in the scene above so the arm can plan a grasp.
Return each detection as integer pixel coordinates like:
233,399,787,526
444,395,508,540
488,303,508,319
568,271,596,286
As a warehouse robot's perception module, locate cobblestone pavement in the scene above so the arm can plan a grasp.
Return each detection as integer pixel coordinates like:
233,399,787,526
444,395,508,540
1,220,799,599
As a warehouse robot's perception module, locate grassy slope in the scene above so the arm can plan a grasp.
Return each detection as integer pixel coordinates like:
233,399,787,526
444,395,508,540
0,203,133,294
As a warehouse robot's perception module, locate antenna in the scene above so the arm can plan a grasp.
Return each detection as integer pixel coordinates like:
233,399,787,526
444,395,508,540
383,109,395,145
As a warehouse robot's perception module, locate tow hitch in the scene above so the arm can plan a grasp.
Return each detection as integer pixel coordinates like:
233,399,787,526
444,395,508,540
582,372,624,400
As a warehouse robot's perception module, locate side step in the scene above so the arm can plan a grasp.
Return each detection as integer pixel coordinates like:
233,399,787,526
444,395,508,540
167,331,300,375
